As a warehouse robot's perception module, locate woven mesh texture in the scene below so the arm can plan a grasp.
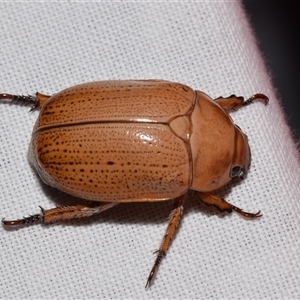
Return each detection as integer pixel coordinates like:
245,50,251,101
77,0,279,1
0,2,299,298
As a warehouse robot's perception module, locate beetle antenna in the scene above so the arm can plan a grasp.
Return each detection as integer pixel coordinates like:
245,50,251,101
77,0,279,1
0,93,39,110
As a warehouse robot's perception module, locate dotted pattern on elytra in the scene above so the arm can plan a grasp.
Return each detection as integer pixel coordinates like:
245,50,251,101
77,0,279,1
35,80,194,129
31,123,190,202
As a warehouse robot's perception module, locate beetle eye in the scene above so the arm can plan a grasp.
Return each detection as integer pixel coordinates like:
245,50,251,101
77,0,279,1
231,166,243,178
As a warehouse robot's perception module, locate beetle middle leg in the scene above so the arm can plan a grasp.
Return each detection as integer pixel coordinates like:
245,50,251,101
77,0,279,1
145,194,185,288
195,191,261,218
2,202,118,226
214,94,269,110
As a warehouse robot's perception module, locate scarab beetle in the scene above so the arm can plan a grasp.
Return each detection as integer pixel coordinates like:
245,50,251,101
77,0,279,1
0,80,268,287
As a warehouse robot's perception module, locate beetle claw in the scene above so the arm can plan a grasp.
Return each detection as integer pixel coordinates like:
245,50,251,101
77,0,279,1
145,265,156,289
2,213,43,226
0,93,14,102
145,250,165,289
231,205,262,218
0,93,39,108
244,94,269,106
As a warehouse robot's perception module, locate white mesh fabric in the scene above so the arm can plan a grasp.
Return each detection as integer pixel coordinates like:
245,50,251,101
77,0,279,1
0,2,299,298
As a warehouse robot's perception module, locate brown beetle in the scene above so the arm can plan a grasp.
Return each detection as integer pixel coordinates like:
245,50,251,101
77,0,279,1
0,80,268,287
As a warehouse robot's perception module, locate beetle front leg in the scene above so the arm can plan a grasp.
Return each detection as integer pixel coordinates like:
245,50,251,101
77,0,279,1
145,195,185,288
214,94,269,110
2,202,118,226
195,191,261,218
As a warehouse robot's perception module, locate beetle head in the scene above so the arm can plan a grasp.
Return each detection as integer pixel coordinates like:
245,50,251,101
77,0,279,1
230,125,251,179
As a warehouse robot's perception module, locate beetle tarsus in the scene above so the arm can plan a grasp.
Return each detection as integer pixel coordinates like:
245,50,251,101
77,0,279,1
0,93,39,110
145,250,165,289
214,93,268,110
231,206,262,218
196,192,262,219
244,93,269,106
2,213,43,226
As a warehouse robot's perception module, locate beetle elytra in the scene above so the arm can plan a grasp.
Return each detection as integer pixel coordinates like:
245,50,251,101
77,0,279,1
0,80,268,287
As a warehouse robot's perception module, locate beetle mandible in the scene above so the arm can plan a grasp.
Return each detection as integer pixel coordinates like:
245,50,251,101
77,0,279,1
0,80,268,287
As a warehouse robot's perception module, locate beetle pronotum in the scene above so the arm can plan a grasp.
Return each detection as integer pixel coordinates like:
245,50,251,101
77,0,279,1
0,80,268,287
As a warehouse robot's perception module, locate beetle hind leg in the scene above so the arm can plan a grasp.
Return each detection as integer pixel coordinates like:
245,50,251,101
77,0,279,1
145,195,185,288
0,92,51,110
214,94,269,110
196,191,261,218
2,202,118,226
